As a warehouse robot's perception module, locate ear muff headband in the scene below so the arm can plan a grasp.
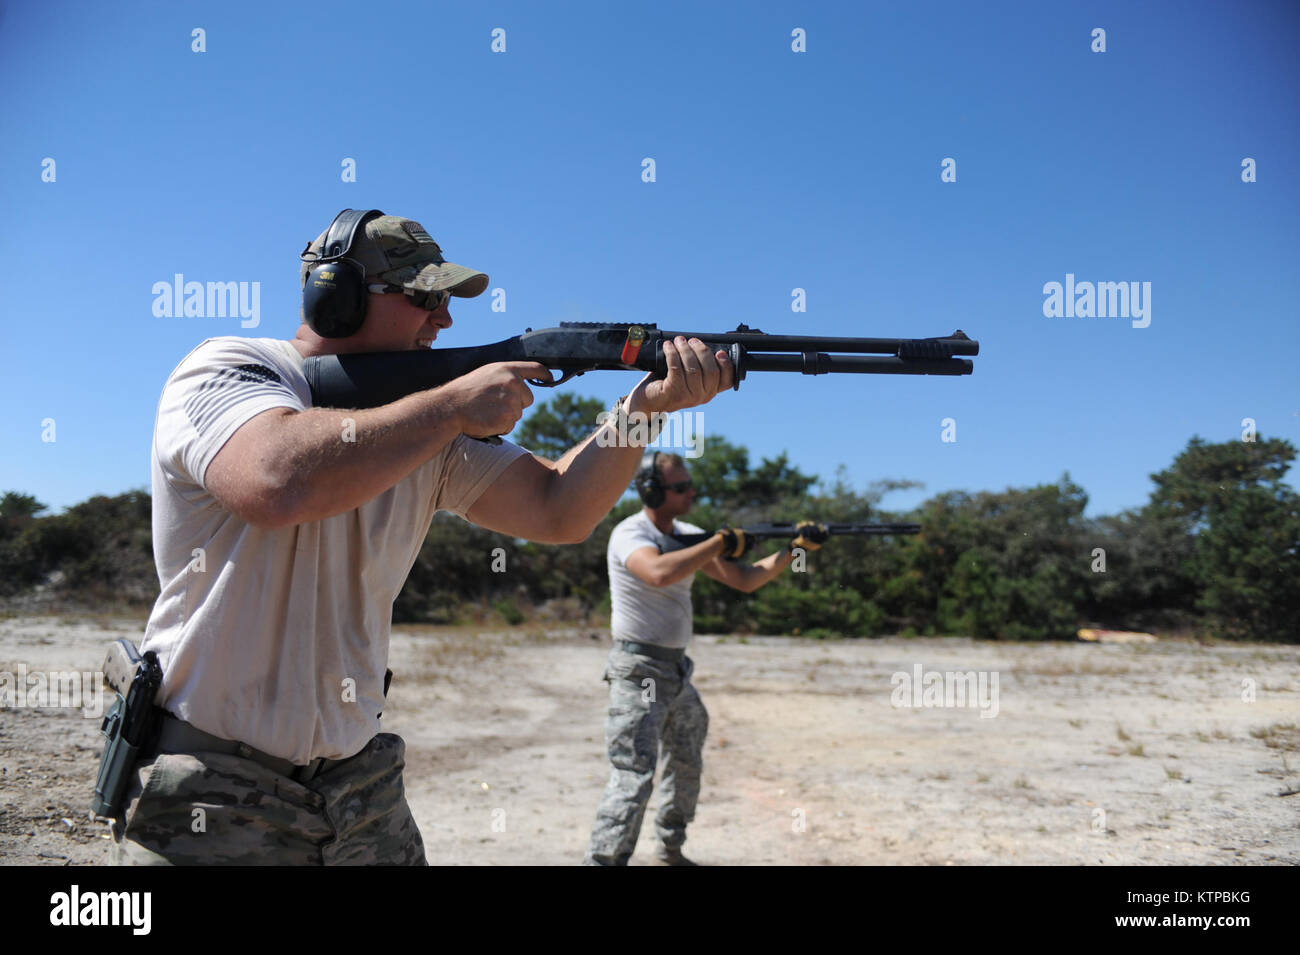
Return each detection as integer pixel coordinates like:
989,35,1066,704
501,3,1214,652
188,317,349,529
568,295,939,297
322,208,378,258
301,208,384,338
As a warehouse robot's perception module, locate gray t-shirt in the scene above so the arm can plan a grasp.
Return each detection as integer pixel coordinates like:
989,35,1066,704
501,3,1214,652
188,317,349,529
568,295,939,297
607,510,706,649
142,336,528,763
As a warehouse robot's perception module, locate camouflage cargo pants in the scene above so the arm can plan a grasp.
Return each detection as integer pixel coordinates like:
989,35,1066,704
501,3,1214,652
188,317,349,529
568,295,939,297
585,645,709,865
110,732,426,865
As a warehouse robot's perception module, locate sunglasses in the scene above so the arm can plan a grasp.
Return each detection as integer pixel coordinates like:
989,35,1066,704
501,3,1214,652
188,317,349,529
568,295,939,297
368,284,451,311
664,480,694,493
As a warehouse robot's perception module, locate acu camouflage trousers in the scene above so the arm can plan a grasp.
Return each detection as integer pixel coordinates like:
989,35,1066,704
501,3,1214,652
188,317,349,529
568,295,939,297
110,732,426,865
585,645,709,865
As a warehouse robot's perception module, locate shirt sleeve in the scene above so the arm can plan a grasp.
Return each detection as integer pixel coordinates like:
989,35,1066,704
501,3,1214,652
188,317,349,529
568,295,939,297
154,338,307,489
610,517,662,567
433,434,531,516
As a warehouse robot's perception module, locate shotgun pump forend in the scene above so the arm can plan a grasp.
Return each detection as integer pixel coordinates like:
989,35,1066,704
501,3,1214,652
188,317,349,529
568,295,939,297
304,323,979,410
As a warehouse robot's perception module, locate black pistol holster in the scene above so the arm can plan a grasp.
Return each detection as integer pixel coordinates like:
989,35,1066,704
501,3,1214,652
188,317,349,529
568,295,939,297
91,638,163,819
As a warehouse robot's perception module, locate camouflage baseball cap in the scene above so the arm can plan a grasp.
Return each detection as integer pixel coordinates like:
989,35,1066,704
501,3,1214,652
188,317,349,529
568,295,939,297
300,213,489,298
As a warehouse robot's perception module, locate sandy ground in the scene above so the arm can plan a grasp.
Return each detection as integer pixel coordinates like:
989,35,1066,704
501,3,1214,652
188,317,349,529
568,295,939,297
1,614,1297,866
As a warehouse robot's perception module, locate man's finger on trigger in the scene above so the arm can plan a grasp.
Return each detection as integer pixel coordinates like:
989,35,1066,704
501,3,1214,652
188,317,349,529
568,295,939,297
515,362,554,383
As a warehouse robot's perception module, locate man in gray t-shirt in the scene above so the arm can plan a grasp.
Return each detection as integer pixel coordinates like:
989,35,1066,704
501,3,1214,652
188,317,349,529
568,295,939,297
585,451,817,865
112,209,736,866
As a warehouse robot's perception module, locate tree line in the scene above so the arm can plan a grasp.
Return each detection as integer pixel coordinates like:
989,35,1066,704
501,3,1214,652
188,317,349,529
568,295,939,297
2,393,1297,642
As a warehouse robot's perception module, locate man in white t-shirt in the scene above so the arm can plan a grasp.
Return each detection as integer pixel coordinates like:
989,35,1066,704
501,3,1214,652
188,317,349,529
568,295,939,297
112,209,734,865
584,452,824,865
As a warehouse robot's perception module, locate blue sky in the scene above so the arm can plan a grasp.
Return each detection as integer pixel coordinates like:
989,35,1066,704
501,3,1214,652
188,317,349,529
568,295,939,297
2,0,1297,519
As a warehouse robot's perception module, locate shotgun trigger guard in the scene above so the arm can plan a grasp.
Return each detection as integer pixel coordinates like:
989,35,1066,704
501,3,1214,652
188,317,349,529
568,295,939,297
530,369,585,388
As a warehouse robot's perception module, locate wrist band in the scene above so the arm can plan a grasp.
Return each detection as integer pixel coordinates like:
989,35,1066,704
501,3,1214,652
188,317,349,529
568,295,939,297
607,395,665,447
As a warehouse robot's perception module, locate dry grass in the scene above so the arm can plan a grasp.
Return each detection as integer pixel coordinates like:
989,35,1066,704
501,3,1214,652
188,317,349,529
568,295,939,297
1251,722,1300,752
400,634,505,683
1018,661,1133,678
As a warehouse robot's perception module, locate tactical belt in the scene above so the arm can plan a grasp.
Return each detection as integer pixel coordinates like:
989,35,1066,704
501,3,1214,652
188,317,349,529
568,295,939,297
613,639,686,662
154,712,353,784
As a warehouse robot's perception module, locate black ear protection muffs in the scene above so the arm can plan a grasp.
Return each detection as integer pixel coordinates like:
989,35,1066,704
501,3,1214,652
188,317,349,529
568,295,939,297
300,208,384,338
634,451,664,507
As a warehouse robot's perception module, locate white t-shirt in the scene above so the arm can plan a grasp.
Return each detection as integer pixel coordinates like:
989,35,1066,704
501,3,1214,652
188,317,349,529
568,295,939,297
606,510,706,650
141,336,527,763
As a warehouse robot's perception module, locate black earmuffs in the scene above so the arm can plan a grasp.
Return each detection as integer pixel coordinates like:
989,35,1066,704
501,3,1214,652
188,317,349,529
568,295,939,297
300,208,384,338
634,451,665,507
